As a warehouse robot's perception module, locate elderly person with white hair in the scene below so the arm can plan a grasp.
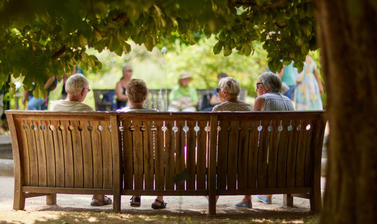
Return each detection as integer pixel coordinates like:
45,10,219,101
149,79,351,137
49,73,112,207
212,77,252,112
49,73,93,111
235,71,294,208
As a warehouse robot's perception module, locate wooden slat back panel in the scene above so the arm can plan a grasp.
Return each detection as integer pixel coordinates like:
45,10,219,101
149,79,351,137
7,111,118,190
119,113,211,194
215,111,325,193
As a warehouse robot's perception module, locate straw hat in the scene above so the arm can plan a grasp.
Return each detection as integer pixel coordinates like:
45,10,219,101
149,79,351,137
179,72,192,81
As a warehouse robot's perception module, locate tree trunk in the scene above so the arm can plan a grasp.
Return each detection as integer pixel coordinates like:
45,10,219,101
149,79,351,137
314,1,377,223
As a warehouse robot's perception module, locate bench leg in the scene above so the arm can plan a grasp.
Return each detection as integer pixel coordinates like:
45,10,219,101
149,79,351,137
208,194,216,216
310,189,321,212
113,194,121,212
13,190,25,210
46,194,57,205
283,194,293,207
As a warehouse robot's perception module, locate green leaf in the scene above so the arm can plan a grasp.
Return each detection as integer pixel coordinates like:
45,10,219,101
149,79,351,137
213,41,222,54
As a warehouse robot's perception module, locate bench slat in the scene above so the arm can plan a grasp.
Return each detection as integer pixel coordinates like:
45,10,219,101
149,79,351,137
50,120,64,187
35,121,47,187
43,120,56,187
61,121,74,188
102,121,113,189
247,121,259,189
92,121,104,188
267,120,280,188
143,120,154,191
186,120,196,191
304,120,314,187
165,121,175,190
217,120,229,191
295,120,307,187
155,122,164,191
238,121,251,191
71,121,84,188
176,120,185,190
286,120,300,187
227,120,239,192
81,121,93,188
277,120,290,188
257,120,269,188
122,120,133,190
197,121,208,191
133,120,144,191
19,121,31,186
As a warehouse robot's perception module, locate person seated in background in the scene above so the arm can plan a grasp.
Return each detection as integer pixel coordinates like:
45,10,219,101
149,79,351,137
201,72,229,111
212,77,252,112
168,72,198,112
115,65,133,109
22,76,59,110
236,71,294,207
49,73,112,207
116,79,166,209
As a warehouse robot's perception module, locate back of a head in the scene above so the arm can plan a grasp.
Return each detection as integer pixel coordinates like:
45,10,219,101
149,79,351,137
126,79,148,103
217,72,228,80
65,73,89,94
257,72,282,93
218,77,240,97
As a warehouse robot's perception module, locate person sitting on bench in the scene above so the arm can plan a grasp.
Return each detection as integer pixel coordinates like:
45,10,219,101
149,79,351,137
49,73,112,207
117,79,167,209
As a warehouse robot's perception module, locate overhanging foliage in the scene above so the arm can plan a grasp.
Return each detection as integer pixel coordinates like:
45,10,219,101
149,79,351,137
0,0,316,91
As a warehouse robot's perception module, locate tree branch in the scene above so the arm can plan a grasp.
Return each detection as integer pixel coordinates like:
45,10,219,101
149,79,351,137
52,46,66,60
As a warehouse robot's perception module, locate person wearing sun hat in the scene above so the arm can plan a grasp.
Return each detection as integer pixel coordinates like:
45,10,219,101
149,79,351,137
168,72,198,112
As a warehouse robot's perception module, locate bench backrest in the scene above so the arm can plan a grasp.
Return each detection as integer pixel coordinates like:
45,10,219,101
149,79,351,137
215,112,325,194
7,110,325,198
118,113,212,195
118,111,325,196
7,111,121,191
93,88,248,112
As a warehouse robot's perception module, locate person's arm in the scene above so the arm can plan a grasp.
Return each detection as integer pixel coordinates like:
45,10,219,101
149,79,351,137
115,81,128,101
279,67,284,78
44,76,56,90
22,91,28,106
253,96,265,111
313,68,324,94
210,94,220,105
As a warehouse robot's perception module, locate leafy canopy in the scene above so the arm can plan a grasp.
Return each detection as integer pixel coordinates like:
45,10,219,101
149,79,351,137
0,0,316,90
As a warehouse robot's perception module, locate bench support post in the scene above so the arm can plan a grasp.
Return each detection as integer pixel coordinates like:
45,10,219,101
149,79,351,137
208,115,218,216
46,194,57,205
283,194,293,207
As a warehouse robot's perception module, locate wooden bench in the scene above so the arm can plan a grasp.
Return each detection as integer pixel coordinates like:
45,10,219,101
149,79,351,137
6,111,122,212
93,88,248,111
7,110,325,215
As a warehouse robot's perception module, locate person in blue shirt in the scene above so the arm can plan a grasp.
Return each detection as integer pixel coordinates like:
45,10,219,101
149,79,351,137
279,61,297,100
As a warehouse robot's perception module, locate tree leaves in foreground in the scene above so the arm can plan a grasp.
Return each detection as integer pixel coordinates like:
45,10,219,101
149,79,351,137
0,0,316,91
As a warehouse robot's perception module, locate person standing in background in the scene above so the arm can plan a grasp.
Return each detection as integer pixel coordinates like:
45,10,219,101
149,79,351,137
295,55,323,110
115,65,133,109
279,61,297,100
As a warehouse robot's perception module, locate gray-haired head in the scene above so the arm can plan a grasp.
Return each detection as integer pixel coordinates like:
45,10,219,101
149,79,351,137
122,64,132,73
217,77,240,98
257,72,282,93
65,73,89,94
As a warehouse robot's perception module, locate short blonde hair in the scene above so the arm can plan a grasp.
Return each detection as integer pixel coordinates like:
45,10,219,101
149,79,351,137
217,77,240,98
65,73,89,94
126,79,148,103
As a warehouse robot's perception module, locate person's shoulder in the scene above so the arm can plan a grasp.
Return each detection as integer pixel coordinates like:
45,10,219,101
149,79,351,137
80,103,93,111
212,103,223,111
